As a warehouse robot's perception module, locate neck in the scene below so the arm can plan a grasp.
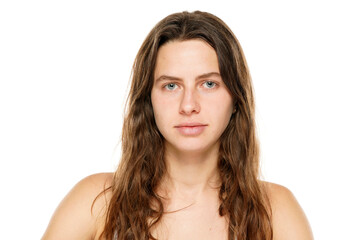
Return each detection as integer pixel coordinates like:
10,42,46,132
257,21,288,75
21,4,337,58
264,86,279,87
161,142,221,199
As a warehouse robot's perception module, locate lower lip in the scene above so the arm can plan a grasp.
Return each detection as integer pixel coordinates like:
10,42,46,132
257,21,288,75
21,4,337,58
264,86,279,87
175,126,207,136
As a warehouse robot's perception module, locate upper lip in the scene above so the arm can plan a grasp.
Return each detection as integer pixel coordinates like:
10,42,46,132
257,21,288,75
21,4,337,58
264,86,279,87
174,122,208,127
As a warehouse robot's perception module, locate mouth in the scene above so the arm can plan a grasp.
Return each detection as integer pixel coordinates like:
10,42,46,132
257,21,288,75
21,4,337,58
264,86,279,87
174,123,208,136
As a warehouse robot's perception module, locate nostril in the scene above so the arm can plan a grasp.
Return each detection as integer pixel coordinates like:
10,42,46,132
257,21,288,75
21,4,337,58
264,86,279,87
178,90,201,115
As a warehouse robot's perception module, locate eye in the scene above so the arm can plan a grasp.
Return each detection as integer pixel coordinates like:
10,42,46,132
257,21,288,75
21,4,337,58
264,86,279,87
203,81,217,88
164,83,178,90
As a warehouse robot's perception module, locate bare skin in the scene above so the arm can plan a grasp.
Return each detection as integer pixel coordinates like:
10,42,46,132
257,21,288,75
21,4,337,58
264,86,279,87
42,40,313,239
42,173,313,240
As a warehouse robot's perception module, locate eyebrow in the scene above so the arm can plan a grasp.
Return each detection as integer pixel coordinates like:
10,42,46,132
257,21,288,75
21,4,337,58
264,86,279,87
154,72,221,83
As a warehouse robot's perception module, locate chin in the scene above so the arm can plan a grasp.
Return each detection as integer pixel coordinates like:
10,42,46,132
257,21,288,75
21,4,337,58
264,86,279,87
167,140,217,154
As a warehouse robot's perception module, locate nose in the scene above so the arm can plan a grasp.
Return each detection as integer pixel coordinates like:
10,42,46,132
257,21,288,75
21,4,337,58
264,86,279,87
179,88,200,115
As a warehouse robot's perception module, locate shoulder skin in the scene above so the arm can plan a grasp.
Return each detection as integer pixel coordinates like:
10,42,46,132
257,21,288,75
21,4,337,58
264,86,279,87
42,175,313,240
42,172,114,240
264,182,314,240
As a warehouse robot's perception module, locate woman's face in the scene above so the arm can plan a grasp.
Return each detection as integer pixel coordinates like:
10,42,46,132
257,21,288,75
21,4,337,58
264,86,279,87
151,39,234,154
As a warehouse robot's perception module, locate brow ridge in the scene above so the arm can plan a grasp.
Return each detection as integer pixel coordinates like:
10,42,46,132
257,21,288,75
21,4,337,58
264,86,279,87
155,72,221,82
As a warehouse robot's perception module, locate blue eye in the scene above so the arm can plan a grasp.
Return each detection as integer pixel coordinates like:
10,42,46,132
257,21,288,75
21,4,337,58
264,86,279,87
164,83,178,90
204,81,216,88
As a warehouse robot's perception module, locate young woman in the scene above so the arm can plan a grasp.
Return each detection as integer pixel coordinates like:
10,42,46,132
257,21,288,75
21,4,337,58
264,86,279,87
42,11,313,240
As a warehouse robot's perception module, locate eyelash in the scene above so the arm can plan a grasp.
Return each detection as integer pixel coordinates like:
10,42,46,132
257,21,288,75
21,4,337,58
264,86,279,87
163,81,217,90
164,83,178,90
203,81,217,88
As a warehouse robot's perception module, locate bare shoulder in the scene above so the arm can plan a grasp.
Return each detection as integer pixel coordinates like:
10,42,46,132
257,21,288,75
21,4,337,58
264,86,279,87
262,181,314,240
42,172,114,240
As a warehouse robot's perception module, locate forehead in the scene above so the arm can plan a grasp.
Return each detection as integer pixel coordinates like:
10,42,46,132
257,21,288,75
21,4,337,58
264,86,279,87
154,39,220,78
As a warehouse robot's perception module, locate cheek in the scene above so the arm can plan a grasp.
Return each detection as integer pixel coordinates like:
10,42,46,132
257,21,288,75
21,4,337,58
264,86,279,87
151,94,176,129
207,94,233,127
151,97,162,127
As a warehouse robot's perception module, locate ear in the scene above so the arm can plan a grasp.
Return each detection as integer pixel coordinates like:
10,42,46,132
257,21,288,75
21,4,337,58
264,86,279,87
232,105,237,114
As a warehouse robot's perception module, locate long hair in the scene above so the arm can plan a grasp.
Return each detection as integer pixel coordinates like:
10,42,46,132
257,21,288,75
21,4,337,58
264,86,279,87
100,11,272,240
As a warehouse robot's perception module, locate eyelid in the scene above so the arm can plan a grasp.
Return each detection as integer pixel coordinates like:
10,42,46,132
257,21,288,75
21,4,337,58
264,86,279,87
161,80,219,90
162,82,179,90
201,80,218,88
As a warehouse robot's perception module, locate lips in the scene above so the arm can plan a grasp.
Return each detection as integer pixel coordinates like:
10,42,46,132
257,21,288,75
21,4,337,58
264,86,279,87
174,123,208,136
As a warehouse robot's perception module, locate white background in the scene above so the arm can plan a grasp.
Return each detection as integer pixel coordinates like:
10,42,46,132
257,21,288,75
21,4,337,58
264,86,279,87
0,0,359,239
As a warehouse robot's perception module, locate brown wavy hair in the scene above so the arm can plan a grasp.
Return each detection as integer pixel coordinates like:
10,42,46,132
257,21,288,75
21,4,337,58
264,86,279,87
99,11,272,240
